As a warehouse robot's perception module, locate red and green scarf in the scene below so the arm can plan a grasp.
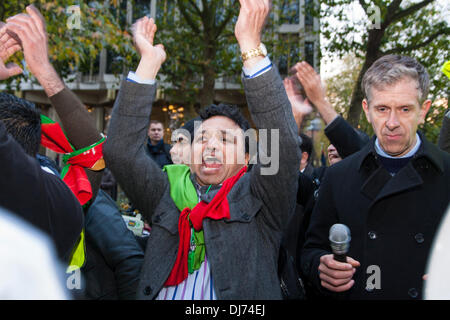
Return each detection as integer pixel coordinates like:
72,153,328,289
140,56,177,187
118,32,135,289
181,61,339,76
40,115,105,206
163,164,247,286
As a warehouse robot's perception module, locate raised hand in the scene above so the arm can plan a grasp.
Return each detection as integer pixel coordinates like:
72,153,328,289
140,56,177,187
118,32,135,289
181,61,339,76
4,5,64,96
0,22,22,80
284,76,313,132
292,61,338,125
5,5,50,78
132,16,166,81
284,76,313,115
235,0,271,68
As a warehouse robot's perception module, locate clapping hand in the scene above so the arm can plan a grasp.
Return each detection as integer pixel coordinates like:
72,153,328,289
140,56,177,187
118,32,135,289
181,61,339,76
132,16,166,81
284,76,313,132
0,22,22,80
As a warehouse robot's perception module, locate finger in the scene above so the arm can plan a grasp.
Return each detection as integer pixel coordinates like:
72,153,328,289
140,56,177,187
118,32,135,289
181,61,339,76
296,70,307,86
26,4,46,33
4,28,21,45
5,22,32,45
320,255,354,271
5,62,23,77
319,271,354,287
0,37,18,55
149,21,157,45
3,44,21,59
319,263,355,279
321,279,355,293
134,18,143,36
1,37,20,49
346,257,361,268
21,14,41,36
6,16,39,39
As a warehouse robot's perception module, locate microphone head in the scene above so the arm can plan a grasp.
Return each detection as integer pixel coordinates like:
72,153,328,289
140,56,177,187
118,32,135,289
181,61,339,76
329,223,351,255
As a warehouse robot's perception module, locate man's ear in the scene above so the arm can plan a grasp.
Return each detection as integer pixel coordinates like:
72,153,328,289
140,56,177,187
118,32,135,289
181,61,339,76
419,99,432,125
362,99,371,124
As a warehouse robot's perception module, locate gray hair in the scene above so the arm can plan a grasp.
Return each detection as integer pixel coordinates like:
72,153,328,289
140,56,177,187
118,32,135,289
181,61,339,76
362,55,429,104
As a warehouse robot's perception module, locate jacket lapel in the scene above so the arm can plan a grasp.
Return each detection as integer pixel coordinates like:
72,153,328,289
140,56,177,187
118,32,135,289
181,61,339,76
372,161,423,204
361,166,392,201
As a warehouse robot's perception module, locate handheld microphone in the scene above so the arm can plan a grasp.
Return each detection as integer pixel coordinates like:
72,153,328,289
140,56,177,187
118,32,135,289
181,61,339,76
329,224,351,263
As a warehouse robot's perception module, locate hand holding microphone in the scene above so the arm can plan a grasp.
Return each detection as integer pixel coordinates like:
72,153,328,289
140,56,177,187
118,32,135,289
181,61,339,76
317,224,361,292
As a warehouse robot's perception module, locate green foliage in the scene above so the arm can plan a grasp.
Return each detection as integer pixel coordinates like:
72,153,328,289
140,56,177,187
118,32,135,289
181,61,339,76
319,0,449,142
1,0,136,84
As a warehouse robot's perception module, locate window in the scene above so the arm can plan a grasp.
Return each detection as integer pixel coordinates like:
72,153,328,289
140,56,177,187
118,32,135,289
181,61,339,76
279,0,299,25
305,0,314,27
305,41,314,68
277,35,300,76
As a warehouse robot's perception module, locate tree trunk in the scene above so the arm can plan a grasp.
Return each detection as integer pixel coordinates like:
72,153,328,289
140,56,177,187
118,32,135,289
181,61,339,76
346,28,385,127
199,41,217,108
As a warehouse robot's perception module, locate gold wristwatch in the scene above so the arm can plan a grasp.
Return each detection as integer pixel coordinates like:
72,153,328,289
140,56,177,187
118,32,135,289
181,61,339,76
241,43,268,62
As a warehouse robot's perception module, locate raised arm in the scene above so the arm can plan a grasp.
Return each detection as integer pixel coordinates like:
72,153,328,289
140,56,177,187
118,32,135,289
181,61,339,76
5,5,104,197
293,61,368,158
103,17,168,222
235,0,301,232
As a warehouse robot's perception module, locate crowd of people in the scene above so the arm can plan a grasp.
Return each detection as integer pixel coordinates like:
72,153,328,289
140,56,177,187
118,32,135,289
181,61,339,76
0,1,449,300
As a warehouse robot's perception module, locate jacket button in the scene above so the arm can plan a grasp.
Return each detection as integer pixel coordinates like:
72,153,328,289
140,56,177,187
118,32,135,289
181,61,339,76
153,215,161,223
368,231,377,240
143,286,152,296
408,288,418,298
414,233,424,244
242,214,250,221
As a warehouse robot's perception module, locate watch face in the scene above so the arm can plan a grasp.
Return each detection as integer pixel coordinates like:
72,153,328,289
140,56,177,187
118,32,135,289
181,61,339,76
259,43,268,56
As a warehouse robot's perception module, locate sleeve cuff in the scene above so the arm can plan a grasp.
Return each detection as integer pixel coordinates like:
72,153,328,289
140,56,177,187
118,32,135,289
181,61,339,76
242,57,273,79
126,71,156,85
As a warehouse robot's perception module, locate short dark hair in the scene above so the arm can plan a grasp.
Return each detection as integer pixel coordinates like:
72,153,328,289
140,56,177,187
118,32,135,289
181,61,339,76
149,119,164,128
199,103,251,152
0,93,41,156
299,133,313,159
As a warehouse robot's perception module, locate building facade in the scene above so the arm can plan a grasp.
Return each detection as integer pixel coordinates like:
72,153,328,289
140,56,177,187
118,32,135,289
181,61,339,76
2,0,319,154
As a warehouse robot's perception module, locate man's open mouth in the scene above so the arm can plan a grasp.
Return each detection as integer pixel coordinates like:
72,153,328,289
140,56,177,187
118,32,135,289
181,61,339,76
202,156,222,168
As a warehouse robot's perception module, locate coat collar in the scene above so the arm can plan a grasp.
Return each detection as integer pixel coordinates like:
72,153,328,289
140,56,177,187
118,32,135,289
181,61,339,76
358,131,444,202
357,131,444,174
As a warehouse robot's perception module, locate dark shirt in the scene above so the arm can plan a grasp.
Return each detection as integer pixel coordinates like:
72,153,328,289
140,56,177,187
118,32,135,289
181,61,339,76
146,139,173,168
377,155,413,175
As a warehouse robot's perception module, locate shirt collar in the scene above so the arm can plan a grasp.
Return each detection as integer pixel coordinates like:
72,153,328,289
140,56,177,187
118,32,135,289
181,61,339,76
375,133,421,159
358,132,444,173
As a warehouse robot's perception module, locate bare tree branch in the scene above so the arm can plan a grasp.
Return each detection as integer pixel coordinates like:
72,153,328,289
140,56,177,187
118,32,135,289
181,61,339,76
387,0,434,26
382,28,449,54
215,5,237,39
177,0,201,34
187,0,203,16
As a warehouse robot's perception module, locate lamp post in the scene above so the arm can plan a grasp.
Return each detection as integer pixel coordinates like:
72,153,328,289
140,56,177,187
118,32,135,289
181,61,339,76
306,117,322,166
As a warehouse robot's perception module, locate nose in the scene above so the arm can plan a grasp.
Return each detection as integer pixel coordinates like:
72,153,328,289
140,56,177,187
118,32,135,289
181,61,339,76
205,135,220,152
386,109,400,131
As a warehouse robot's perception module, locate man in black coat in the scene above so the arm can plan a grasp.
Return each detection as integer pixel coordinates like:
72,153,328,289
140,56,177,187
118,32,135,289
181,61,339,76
146,120,173,168
301,55,450,300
